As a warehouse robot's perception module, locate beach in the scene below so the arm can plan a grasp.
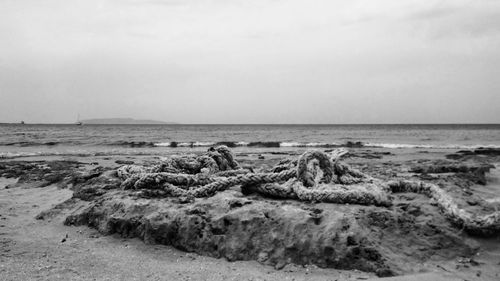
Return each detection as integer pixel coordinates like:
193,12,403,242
3,0,500,279
1,136,500,280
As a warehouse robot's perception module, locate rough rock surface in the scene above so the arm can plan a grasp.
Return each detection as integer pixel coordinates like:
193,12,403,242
59,174,479,277
0,160,83,188
410,161,494,185
446,148,500,161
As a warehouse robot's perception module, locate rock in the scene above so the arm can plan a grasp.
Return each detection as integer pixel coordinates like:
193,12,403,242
345,151,392,159
115,160,135,165
446,148,500,160
63,191,394,275
60,188,477,276
410,162,494,185
0,160,83,188
345,141,364,148
71,171,122,201
474,148,500,156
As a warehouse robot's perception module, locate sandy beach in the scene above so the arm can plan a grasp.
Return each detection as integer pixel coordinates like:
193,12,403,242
1,147,500,280
2,0,500,279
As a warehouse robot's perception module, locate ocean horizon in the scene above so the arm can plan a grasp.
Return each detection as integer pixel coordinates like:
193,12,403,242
2,122,499,125
1,123,499,159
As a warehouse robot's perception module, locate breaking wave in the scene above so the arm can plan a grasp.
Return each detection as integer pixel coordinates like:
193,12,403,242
0,150,157,159
365,143,500,149
152,141,341,148
1,141,63,146
108,141,156,147
149,141,500,149
1,140,499,150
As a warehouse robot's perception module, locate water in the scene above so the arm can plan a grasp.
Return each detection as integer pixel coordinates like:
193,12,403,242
0,124,499,158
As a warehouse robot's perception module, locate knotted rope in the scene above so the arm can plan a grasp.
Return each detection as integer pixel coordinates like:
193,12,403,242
117,145,240,179
118,146,390,206
115,145,500,235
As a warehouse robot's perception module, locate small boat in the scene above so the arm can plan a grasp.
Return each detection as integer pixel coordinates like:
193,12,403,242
20,121,25,125
76,114,83,126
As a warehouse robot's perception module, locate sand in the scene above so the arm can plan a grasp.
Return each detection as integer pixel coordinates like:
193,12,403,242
1,148,500,280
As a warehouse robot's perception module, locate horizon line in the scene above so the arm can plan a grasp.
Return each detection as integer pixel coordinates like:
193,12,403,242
1,122,500,126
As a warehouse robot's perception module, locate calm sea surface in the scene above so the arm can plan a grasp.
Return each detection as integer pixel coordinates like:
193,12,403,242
1,124,499,158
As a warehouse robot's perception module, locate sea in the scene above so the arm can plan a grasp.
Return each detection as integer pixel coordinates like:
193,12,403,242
0,124,499,159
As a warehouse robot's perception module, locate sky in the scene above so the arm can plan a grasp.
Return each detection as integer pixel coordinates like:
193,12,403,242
0,0,499,124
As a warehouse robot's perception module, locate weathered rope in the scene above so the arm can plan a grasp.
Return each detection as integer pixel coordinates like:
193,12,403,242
240,150,390,206
121,172,221,190
117,145,239,179
119,147,389,206
296,150,334,187
386,180,500,236
114,145,500,235
162,169,297,198
242,181,391,207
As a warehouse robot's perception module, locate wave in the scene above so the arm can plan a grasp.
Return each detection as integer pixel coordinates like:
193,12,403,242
109,141,156,147
0,150,158,159
153,141,500,150
152,141,360,148
2,143,500,160
152,141,341,148
0,151,93,159
2,139,500,150
280,142,341,148
365,143,500,149
1,141,62,146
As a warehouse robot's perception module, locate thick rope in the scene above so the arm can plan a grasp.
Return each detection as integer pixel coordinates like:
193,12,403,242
114,145,500,236
117,146,239,179
292,182,391,207
296,150,334,187
119,147,389,206
242,181,391,207
386,180,500,236
162,169,296,198
121,172,221,190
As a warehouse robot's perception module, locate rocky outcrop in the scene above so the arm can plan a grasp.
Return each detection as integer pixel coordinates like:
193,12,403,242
446,148,500,161
0,160,83,188
410,162,494,185
61,186,478,277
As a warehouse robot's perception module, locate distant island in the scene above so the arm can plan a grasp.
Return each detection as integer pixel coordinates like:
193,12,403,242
80,118,177,125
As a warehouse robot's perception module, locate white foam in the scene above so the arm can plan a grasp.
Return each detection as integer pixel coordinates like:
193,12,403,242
366,143,431,149
192,142,215,147
0,152,39,158
280,142,303,147
366,143,500,149
177,142,193,147
305,142,332,147
154,142,172,147
149,141,500,149
280,142,338,147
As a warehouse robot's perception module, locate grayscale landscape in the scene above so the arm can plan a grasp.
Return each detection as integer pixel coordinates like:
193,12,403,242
0,1,499,280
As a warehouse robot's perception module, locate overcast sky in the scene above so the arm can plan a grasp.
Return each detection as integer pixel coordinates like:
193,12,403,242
0,0,499,124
